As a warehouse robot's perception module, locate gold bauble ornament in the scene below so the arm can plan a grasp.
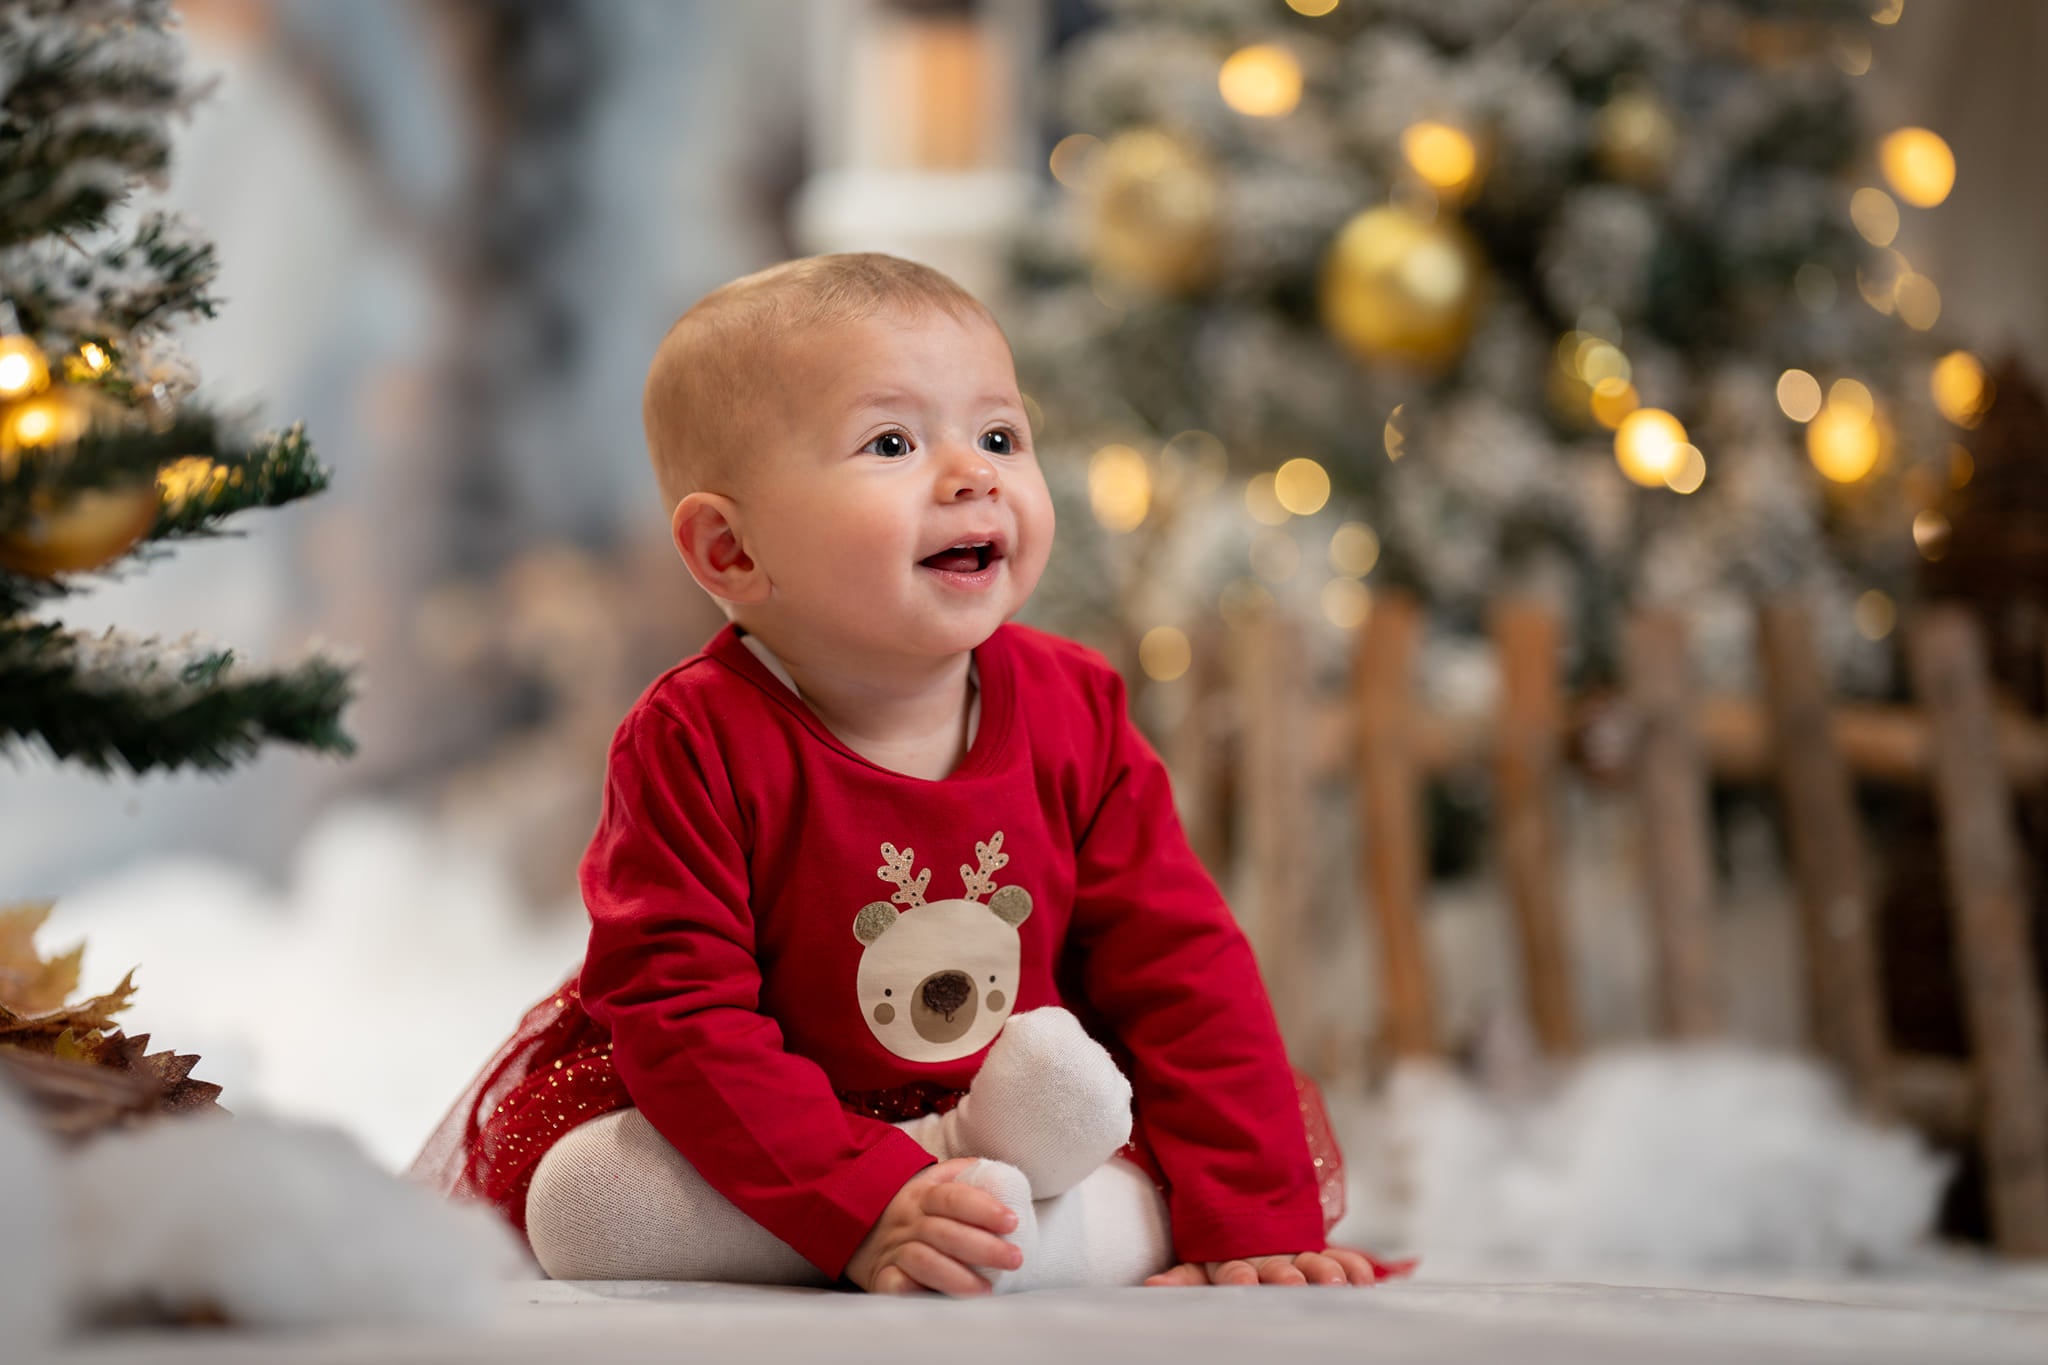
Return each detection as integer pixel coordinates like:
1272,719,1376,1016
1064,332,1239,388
0,484,159,577
1320,205,1486,369
1595,87,1678,188
1087,128,1221,295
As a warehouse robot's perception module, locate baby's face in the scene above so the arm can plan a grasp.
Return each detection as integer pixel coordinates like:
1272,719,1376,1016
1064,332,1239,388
736,309,1053,667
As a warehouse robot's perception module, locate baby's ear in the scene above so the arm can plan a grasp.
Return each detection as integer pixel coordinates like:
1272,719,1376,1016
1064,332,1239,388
988,885,1032,928
672,492,767,604
854,901,898,945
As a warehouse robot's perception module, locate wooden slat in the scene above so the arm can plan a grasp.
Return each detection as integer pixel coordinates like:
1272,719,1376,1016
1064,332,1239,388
1625,608,1722,1038
1355,592,1437,1058
1302,695,2048,788
1235,610,1312,1058
1907,606,2048,1257
1757,600,1892,1115
1490,599,1579,1056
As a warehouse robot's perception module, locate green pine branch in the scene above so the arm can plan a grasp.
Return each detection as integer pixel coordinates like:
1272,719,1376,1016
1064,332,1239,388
0,620,355,776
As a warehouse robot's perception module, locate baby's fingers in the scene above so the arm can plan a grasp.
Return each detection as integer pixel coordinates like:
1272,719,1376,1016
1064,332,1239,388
1324,1248,1382,1286
897,1240,993,1298
923,1178,1018,1235
917,1214,1022,1273
1256,1259,1308,1286
870,1264,919,1295
1211,1260,1261,1286
1143,1262,1210,1287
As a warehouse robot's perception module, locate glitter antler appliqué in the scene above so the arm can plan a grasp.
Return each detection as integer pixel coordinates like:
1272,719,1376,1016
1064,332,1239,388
876,842,931,909
959,831,1009,902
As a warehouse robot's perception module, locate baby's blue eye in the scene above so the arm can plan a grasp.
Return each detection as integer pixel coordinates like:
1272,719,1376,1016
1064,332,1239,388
866,432,911,459
981,429,1014,455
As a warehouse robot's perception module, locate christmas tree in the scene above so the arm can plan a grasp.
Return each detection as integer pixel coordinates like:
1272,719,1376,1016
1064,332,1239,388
0,0,352,775
1009,0,1987,696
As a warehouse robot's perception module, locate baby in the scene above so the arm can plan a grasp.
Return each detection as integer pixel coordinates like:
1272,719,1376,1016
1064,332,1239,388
414,252,1395,1295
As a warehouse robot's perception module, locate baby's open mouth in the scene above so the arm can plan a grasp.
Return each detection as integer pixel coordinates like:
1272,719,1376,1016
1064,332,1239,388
919,541,998,573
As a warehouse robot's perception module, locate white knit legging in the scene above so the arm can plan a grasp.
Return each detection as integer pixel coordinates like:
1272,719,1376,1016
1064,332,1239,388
524,1107,1173,1290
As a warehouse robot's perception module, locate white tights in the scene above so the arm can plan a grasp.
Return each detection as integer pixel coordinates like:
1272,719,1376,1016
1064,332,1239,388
523,1009,1174,1291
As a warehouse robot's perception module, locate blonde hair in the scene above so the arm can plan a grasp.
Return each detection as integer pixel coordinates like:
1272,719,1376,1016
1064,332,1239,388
642,252,1001,510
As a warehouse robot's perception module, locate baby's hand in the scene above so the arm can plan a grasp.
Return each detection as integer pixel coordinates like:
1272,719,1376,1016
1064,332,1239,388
844,1157,1023,1296
1144,1245,1417,1288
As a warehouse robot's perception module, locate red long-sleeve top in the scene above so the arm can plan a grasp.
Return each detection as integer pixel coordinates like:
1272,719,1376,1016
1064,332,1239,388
573,621,1325,1280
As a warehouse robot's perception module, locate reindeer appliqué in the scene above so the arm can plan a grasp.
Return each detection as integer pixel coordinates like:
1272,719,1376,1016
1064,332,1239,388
851,832,1033,1063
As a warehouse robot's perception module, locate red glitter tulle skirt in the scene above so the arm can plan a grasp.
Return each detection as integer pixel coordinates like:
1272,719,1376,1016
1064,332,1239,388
410,977,1347,1242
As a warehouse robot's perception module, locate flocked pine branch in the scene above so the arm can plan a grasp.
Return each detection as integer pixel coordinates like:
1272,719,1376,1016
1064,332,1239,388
0,623,355,775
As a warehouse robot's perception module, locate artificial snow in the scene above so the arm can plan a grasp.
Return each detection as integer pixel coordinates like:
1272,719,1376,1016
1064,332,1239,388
0,1081,65,1352
62,1110,530,1331
1329,1044,1950,1276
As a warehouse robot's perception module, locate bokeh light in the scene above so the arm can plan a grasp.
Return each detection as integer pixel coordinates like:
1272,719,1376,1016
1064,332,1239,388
1286,0,1341,15
1088,443,1151,531
1139,626,1192,682
1614,408,1688,487
1854,590,1897,640
1880,127,1955,207
1401,121,1479,198
1048,133,1099,189
1930,350,1988,427
1912,508,1951,560
1850,187,1899,246
1322,577,1372,630
1273,457,1331,515
1245,471,1291,525
1328,521,1380,577
1664,443,1707,495
1219,44,1302,118
1777,369,1823,422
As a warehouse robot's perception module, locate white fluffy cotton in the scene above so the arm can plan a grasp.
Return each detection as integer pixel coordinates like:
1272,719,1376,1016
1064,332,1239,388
1333,1045,1950,1276
0,1081,65,1351
63,1111,531,1330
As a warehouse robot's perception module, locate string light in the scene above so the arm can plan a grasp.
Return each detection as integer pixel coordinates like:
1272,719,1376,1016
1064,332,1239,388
1328,521,1379,577
1912,508,1950,560
1273,457,1331,515
0,335,49,399
1930,350,1988,427
1871,0,1905,25
1806,392,1885,484
1138,626,1192,682
1322,578,1372,630
1776,369,1823,422
1613,408,1688,487
1664,443,1707,495
1088,444,1151,531
1049,133,1099,189
1245,471,1292,525
76,341,110,375
1219,45,1302,119
1893,271,1940,330
1382,404,1407,461
1854,590,1896,640
1880,127,1955,207
1400,121,1479,199
1849,187,1899,246
1589,378,1639,429
1286,0,1340,15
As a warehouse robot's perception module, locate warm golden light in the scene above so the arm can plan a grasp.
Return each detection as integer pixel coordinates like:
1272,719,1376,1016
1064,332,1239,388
1871,0,1904,25
1088,444,1151,531
1589,378,1639,429
1286,0,1341,15
1930,350,1987,427
1219,44,1303,119
0,335,49,399
1776,369,1823,422
1245,471,1292,525
1893,271,1940,330
1139,626,1192,682
1328,521,1379,577
156,456,230,511
1664,443,1707,495
1273,457,1331,515
1806,402,1883,483
1829,378,1875,423
77,342,109,374
1322,577,1373,630
1401,121,1479,197
1574,338,1630,385
1949,444,1974,487
1850,187,1899,246
1912,508,1951,560
1834,37,1872,76
1383,404,1408,461
1250,528,1302,583
1,394,86,453
1614,408,1689,487
1880,127,1955,208
1049,133,1099,189
1854,590,1896,640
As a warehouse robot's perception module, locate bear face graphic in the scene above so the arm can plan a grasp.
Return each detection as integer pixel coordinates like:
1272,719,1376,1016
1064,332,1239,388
852,834,1032,1064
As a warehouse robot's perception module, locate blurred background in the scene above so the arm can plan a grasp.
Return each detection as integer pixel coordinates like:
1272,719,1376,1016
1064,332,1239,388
8,0,2048,1272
